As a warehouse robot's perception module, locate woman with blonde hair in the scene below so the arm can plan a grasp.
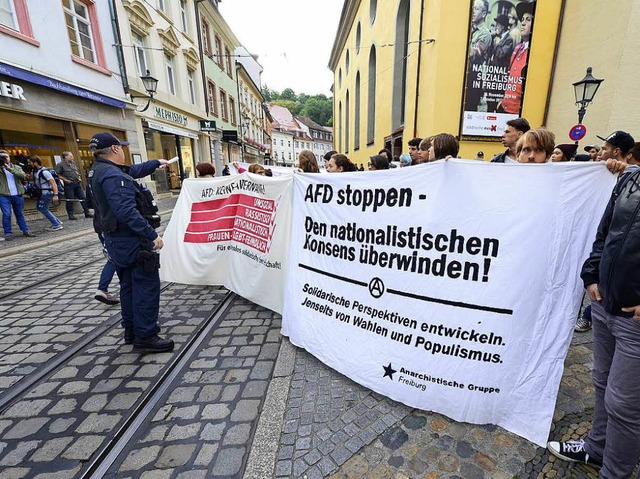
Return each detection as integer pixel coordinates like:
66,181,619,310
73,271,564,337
298,149,320,173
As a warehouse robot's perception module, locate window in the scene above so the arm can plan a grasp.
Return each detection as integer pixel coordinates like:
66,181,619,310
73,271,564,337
219,88,228,121
225,46,232,77
367,46,377,142
393,0,410,128
345,50,349,74
180,1,188,32
201,19,211,55
187,69,196,104
165,54,176,96
132,34,148,76
280,140,283,146
207,79,218,116
214,34,222,67
355,72,360,149
63,0,95,62
158,0,165,11
0,0,17,29
0,0,36,45
288,141,291,147
229,96,236,125
370,0,377,24
355,22,361,54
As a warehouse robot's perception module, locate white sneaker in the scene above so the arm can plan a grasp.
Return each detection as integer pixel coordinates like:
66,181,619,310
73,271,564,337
94,290,119,305
47,224,64,231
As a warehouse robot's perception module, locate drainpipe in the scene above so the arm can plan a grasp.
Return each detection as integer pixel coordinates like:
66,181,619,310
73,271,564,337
108,0,129,94
412,0,425,138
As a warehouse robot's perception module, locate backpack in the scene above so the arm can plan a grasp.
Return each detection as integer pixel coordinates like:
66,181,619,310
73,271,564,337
30,168,65,199
134,181,161,229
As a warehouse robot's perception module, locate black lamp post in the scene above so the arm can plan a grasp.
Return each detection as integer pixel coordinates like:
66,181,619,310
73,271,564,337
130,70,159,112
572,67,604,125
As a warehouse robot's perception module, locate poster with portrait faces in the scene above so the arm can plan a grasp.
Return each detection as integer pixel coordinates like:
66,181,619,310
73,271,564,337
461,0,538,138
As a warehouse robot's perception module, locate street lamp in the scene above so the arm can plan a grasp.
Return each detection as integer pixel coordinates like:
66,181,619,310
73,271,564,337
130,70,159,112
573,67,604,125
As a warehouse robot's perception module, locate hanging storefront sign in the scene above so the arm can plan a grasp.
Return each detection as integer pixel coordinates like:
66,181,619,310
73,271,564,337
460,1,538,138
153,106,188,126
0,81,26,101
199,120,217,132
0,62,125,108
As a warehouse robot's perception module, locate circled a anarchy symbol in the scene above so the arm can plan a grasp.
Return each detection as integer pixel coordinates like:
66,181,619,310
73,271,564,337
368,277,385,298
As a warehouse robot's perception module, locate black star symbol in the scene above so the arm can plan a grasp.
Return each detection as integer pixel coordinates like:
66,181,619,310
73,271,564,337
383,363,396,380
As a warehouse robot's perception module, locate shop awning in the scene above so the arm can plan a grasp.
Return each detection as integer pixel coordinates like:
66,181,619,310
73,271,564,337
145,120,199,139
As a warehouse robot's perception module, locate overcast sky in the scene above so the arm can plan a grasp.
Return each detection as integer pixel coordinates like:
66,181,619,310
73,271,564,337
218,0,344,97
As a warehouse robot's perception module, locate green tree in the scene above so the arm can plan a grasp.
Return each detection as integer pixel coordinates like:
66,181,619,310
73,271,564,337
273,99,303,116
280,88,297,101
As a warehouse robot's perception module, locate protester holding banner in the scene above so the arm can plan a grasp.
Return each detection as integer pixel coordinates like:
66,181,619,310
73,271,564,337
415,137,433,164
408,138,422,165
429,133,460,161
549,133,640,477
515,128,554,163
326,154,357,173
368,154,390,171
498,1,535,114
550,144,578,162
248,164,266,175
492,118,531,163
195,162,216,178
297,150,320,173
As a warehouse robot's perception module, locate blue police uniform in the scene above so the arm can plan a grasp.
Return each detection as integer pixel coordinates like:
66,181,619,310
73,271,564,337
89,158,165,344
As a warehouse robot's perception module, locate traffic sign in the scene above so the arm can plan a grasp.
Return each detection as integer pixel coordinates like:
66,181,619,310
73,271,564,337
569,124,587,142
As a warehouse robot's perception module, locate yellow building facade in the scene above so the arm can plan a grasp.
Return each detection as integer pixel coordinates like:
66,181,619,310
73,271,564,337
329,0,563,163
545,0,640,148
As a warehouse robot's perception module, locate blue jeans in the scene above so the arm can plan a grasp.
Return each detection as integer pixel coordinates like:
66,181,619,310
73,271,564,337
585,301,640,478
37,192,62,227
97,234,116,292
0,194,29,235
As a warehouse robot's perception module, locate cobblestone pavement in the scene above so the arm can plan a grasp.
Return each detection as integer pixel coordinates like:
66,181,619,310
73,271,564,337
109,296,281,478
0,284,229,478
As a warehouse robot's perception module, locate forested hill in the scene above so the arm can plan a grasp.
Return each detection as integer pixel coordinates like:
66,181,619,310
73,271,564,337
262,87,333,127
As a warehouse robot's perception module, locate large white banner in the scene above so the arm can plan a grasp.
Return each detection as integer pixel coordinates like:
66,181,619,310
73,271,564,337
281,161,615,446
160,174,293,313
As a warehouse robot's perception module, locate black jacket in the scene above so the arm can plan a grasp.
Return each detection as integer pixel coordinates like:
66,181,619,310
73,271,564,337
581,169,640,315
491,149,510,163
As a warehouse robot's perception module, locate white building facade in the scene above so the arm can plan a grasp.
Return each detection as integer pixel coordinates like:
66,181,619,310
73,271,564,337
117,0,208,192
0,0,137,180
271,129,295,167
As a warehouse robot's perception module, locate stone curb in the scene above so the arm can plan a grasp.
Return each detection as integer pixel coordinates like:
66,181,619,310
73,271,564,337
244,337,296,479
0,208,173,259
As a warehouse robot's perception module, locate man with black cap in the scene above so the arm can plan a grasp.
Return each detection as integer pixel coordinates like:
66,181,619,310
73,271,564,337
548,132,640,477
584,144,601,161
88,132,173,353
597,130,635,164
490,14,514,68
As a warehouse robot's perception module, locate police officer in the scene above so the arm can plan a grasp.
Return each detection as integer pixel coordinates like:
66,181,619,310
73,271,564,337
88,133,173,353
